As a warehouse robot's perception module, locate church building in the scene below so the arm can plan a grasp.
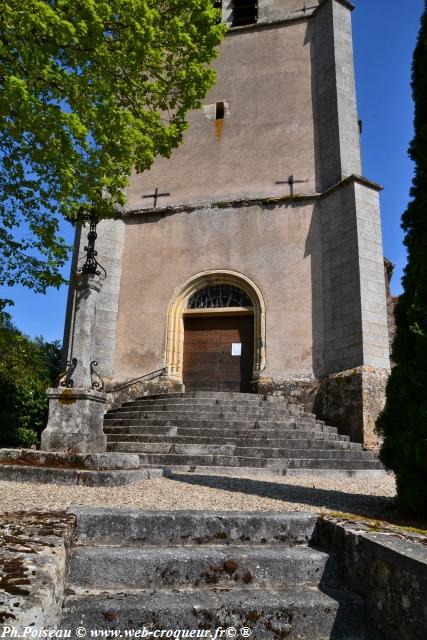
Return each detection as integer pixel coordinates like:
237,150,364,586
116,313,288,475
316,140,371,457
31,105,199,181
64,0,390,449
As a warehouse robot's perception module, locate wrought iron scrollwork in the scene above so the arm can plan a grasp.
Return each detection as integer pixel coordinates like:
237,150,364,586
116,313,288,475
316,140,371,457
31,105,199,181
188,284,253,309
90,360,105,391
57,357,78,388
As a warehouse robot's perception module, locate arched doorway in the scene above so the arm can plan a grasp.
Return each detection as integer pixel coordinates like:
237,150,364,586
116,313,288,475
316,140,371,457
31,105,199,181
165,270,266,392
184,284,254,392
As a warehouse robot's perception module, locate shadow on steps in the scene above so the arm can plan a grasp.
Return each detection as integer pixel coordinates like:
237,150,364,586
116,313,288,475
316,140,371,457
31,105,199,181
170,473,395,521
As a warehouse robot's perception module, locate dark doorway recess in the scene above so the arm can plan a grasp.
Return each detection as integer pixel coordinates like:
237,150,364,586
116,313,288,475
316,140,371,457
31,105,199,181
183,315,254,392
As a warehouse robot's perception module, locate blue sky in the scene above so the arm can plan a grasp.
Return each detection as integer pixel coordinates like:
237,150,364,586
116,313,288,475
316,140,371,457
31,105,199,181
1,0,425,342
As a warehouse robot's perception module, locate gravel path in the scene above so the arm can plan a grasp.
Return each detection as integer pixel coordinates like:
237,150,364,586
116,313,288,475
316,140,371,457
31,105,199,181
0,471,396,520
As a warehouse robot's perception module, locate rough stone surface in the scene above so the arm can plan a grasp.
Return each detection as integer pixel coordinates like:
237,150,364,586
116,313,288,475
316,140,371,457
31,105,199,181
41,387,107,454
0,465,163,486
316,516,427,640
314,366,389,448
0,449,141,470
70,508,318,546
105,377,184,411
0,511,75,631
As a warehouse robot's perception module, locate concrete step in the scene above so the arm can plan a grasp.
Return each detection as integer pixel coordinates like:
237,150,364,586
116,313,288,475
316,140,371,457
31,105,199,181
107,448,289,468
111,403,302,416
103,424,350,442
61,586,367,639
104,412,337,433
67,544,333,590
106,408,318,422
287,458,383,470
106,442,371,460
105,448,381,470
131,391,290,401
105,433,361,450
126,397,299,409
69,509,318,545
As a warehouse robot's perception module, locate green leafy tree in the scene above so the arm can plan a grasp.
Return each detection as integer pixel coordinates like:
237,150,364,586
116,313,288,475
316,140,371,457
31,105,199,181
0,314,62,446
0,0,224,298
376,3,427,515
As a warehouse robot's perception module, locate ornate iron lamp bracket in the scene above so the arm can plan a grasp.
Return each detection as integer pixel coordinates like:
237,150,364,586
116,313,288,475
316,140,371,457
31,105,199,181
78,213,106,279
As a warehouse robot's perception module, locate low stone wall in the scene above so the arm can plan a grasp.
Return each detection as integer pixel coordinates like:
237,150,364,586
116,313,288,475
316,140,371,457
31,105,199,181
257,375,319,412
105,377,183,411
0,512,75,631
315,516,427,640
258,366,389,449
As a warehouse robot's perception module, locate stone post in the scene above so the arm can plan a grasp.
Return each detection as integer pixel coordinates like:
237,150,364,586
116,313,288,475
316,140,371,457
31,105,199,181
41,272,107,454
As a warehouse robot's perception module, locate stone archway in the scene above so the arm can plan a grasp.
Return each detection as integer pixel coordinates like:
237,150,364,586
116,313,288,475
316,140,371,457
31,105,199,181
165,270,266,385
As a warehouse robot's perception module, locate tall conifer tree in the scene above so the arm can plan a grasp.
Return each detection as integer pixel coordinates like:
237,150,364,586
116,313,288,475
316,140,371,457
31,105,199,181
377,3,427,514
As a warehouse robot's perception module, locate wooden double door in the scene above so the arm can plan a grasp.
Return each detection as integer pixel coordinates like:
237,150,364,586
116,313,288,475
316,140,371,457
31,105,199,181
183,314,254,392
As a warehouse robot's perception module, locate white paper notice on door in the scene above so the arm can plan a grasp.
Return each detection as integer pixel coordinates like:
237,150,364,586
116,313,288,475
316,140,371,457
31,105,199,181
231,343,242,356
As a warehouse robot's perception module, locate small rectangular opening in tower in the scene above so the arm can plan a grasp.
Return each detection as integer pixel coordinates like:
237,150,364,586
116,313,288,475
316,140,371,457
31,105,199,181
216,101,225,120
232,0,258,27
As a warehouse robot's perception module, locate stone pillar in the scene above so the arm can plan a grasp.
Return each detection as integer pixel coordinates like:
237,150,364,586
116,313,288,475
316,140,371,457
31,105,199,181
313,0,362,191
41,273,107,454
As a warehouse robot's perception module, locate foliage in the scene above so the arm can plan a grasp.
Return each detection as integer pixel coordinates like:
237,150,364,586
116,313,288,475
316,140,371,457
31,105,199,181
0,315,62,447
0,0,224,297
376,4,427,515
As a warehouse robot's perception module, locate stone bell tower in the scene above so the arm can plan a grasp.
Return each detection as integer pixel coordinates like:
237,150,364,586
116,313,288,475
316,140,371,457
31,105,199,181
63,0,390,449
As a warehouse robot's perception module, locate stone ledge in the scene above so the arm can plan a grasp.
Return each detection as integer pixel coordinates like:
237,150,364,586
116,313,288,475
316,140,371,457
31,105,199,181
123,175,382,219
0,464,164,486
0,449,142,470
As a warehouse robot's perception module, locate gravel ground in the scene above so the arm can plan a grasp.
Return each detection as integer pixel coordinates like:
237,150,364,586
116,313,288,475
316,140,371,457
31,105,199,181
0,471,397,520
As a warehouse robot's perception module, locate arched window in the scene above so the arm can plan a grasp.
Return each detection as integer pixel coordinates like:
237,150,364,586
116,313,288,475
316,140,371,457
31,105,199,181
187,284,253,309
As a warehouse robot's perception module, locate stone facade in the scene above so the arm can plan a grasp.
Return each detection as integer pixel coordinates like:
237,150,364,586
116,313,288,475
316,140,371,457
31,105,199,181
64,0,391,447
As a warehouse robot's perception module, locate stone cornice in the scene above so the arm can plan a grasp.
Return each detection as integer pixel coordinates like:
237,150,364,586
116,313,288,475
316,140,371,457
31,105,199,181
314,0,355,14
122,175,383,219
321,174,383,198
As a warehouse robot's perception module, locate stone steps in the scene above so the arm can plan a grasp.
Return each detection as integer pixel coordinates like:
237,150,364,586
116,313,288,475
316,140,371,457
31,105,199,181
61,509,369,639
67,544,332,590
103,392,383,473
63,586,368,638
104,424,351,442
107,442,373,460
105,433,362,450
104,417,337,434
106,449,381,470
109,403,311,416
106,411,322,425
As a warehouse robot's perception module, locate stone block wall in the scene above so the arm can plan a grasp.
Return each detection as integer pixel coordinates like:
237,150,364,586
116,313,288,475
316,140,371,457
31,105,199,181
319,177,390,377
354,182,390,371
313,0,362,191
